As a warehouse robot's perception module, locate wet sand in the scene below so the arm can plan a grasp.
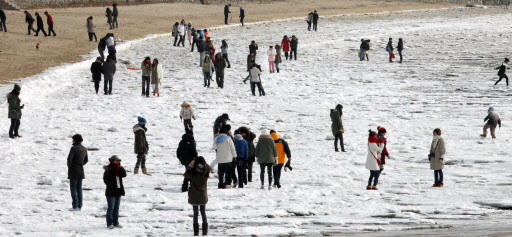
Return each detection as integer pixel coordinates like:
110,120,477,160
0,0,453,83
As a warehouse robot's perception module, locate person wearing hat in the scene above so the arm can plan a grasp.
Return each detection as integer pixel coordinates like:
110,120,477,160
180,101,196,132
24,11,36,35
269,130,291,189
330,104,345,152
215,128,237,189
67,134,88,211
213,113,230,135
239,7,245,26
44,11,56,37
103,155,126,229
249,40,258,57
7,84,24,139
377,126,390,171
34,12,47,37
289,35,298,61
312,10,319,31
133,116,150,175
255,130,277,190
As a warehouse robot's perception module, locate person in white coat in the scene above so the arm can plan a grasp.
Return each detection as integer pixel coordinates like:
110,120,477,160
151,58,163,97
186,22,193,46
214,128,237,189
366,130,384,190
178,20,186,47
267,46,276,73
250,64,265,96
180,100,195,132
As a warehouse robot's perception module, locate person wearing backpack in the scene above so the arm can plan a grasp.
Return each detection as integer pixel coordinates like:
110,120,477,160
366,130,384,190
177,131,198,192
386,38,394,63
494,58,510,89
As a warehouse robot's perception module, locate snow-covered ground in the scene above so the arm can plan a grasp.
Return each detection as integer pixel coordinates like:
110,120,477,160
2,7,512,236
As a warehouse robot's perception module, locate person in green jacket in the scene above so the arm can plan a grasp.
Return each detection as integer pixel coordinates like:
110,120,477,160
330,104,345,152
133,116,150,175
214,53,226,89
255,130,277,190
7,84,24,139
141,57,152,97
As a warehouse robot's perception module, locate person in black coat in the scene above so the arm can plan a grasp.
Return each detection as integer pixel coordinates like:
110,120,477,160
213,113,230,135
239,7,245,26
177,131,198,192
24,11,36,35
494,58,510,88
0,9,7,32
103,155,126,229
386,38,394,63
397,38,404,63
112,3,118,29
312,10,319,31
90,57,103,94
67,134,88,211
34,12,47,37
224,4,231,24
290,35,298,60
249,40,258,56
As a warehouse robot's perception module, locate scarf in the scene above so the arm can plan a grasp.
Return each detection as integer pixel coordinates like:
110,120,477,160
111,163,120,176
368,136,378,143
432,135,441,149
143,60,151,66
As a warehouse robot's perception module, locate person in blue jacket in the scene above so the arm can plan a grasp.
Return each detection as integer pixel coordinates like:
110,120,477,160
234,130,249,188
224,4,231,24
197,36,206,67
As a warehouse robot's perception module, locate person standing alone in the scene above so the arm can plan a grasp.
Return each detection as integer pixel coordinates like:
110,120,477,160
44,11,56,36
180,101,196,132
67,134,88,211
87,16,97,42
134,116,151,176
429,128,445,187
330,104,345,152
7,84,23,139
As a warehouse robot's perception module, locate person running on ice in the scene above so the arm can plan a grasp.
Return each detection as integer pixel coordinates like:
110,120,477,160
255,130,277,190
330,104,345,152
270,130,291,189
429,128,445,187
67,134,88,211
103,155,126,229
366,130,384,190
134,116,151,176
494,58,510,89
481,107,501,139
267,45,276,73
184,156,210,236
180,100,196,132
7,84,24,139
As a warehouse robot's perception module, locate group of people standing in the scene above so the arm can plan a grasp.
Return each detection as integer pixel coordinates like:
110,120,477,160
305,10,319,31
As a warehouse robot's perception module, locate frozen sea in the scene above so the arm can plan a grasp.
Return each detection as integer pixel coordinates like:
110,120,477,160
1,6,512,237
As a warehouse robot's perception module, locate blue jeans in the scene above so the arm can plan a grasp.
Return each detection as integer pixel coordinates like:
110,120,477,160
360,48,366,61
106,196,121,226
69,179,83,209
250,82,265,96
368,170,380,186
203,72,211,87
142,76,150,96
434,170,443,185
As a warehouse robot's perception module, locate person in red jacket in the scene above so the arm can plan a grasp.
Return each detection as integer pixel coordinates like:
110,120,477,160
377,126,390,172
281,35,290,60
44,11,56,37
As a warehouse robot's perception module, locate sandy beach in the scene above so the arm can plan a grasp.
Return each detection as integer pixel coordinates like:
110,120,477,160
0,0,453,83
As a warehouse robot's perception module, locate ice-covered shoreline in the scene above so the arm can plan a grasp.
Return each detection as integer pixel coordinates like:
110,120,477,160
2,6,512,237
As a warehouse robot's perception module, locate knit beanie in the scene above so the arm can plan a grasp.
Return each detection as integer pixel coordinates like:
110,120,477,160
138,116,147,125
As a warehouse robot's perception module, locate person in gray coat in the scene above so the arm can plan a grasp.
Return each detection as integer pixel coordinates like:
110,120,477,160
67,134,89,211
102,55,116,95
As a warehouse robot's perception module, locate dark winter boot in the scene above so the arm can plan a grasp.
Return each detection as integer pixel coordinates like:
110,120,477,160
248,174,252,182
193,223,199,236
277,68,279,73
202,223,208,236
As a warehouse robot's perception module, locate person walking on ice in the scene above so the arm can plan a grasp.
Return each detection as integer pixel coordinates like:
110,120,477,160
134,116,151,176
239,7,245,26
270,130,291,189
103,155,126,229
255,130,277,190
366,130,384,190
494,58,510,89
180,100,196,132
90,57,102,94
330,104,345,152
184,156,210,236
429,128,445,187
67,134,88,211
267,46,276,73
481,107,501,139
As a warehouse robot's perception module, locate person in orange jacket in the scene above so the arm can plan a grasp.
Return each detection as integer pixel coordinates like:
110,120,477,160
270,130,291,189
